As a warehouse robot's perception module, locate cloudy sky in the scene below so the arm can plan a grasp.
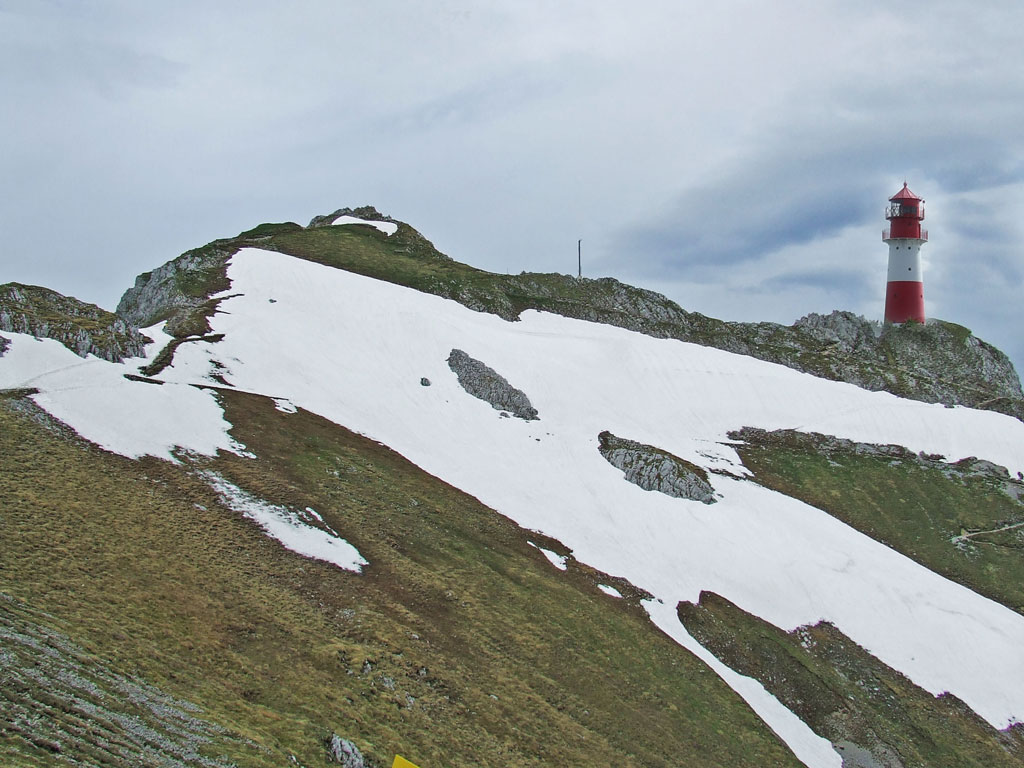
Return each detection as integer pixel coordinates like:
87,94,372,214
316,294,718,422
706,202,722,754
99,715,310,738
3,1,1023,374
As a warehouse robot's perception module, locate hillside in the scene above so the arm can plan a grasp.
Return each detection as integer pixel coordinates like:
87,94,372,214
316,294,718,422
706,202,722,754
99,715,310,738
3,209,1024,768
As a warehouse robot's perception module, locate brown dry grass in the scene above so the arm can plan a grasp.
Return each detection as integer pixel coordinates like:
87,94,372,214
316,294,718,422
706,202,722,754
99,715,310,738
1,391,802,767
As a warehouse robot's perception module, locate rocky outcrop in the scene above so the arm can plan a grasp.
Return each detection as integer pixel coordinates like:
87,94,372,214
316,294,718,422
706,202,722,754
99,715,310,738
326,734,371,767
0,283,148,362
447,348,539,420
598,431,716,503
308,205,401,230
791,311,1023,414
116,244,235,337
0,334,9,357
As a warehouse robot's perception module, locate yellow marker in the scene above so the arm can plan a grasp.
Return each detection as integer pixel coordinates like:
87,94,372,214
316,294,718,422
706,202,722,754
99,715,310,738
392,757,420,768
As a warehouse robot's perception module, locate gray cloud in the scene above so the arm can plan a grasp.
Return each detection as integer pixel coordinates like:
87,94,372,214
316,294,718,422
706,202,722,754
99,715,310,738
2,0,1023,376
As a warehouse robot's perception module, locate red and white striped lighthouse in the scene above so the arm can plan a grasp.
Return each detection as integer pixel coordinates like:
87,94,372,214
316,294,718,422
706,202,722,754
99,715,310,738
882,182,927,323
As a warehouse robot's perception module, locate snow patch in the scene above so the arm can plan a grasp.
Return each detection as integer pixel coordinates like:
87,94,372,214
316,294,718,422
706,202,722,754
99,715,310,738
0,331,241,461
597,584,622,598
273,397,297,413
204,472,367,572
530,543,568,571
332,215,398,236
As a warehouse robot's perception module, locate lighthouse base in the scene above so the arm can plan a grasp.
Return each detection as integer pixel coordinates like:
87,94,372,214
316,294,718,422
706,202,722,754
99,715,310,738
885,281,925,324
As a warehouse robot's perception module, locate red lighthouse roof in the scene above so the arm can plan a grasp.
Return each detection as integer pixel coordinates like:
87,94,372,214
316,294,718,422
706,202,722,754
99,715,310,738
890,182,923,203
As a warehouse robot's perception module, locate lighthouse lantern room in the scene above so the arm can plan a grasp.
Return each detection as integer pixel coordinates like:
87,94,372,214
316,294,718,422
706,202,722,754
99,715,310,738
882,182,927,323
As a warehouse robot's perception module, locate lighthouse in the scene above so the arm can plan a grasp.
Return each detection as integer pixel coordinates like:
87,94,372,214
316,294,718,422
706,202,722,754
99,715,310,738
882,183,927,323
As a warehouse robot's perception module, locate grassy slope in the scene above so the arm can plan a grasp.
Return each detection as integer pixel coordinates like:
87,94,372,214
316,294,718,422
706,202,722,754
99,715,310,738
678,592,1024,768
0,390,803,768
265,223,522,315
733,429,1024,616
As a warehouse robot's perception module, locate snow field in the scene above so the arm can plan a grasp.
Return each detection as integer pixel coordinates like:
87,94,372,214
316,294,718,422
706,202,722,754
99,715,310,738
195,250,1024,738
0,329,241,461
331,215,398,236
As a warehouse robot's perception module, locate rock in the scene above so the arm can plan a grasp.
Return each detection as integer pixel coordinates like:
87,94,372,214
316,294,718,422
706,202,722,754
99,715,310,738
791,311,1024,414
420,377,431,387
0,283,149,362
0,334,9,357
598,431,716,504
447,348,539,420
308,205,398,229
832,738,903,768
326,734,369,767
116,244,234,336
792,310,881,355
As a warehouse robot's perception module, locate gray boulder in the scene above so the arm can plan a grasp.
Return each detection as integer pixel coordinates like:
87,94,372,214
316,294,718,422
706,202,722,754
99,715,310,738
598,431,716,504
447,348,539,420
327,734,369,767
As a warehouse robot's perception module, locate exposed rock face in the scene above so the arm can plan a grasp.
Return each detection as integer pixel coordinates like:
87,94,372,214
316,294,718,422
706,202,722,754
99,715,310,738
326,734,370,767
0,334,9,357
833,738,903,768
792,310,882,353
116,245,234,337
791,311,1023,414
598,431,716,503
0,283,148,362
447,348,539,420
308,205,400,230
